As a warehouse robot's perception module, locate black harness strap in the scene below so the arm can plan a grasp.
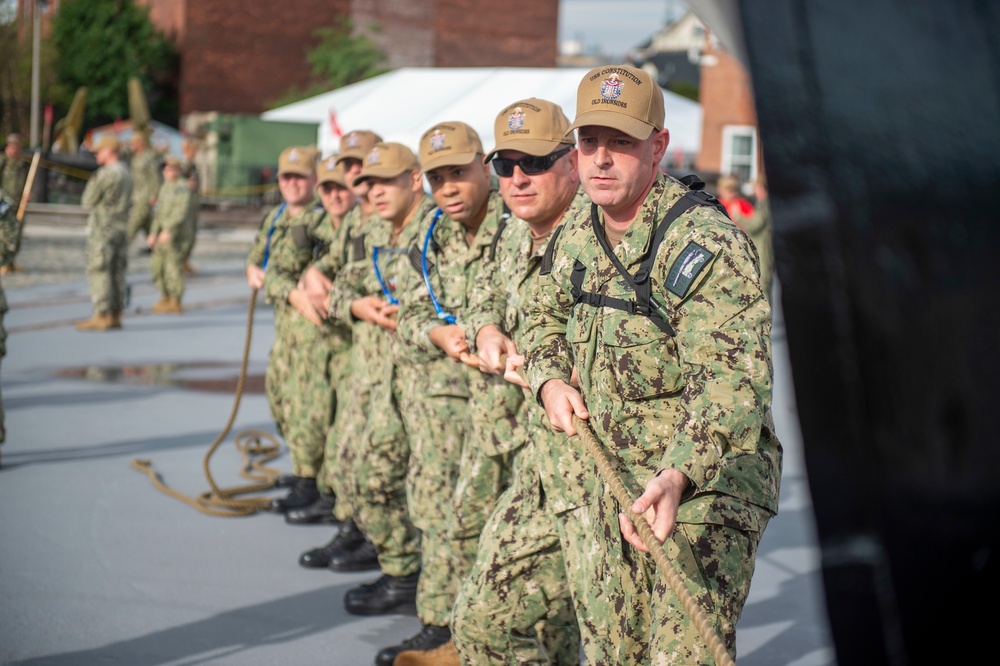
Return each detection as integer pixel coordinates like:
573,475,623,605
489,203,512,262
539,224,565,276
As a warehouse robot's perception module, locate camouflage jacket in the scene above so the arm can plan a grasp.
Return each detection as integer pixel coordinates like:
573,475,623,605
130,150,162,206
149,180,193,246
463,187,593,510
523,173,782,529
395,184,524,455
0,154,28,208
0,197,18,320
81,161,133,240
246,200,328,344
327,195,436,388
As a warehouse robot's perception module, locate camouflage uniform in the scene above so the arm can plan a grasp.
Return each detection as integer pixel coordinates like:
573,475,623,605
326,196,436,577
0,152,27,268
743,197,775,302
126,149,162,243
314,205,378,518
522,173,782,664
246,200,333,479
0,193,18,444
149,178,193,300
81,160,133,316
451,189,593,664
180,157,200,265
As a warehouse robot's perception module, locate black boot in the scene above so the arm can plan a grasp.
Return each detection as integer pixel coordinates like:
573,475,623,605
284,492,338,525
270,476,319,513
298,521,365,569
344,571,420,616
328,539,379,572
374,624,451,666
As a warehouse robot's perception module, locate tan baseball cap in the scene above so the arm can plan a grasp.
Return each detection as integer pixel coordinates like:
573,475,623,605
162,155,182,169
483,98,575,163
278,146,317,177
567,65,665,140
336,130,382,165
316,155,348,188
353,142,420,186
94,134,121,153
6,133,22,146
419,121,483,173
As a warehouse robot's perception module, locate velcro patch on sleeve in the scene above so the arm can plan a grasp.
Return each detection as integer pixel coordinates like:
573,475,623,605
666,241,714,298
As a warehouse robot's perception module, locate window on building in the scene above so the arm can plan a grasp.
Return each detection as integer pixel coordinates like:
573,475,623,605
721,125,757,190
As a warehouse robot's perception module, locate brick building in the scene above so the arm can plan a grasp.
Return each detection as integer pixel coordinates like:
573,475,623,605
20,0,559,116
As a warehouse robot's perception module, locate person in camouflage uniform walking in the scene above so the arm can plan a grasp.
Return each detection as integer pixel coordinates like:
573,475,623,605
179,138,200,276
245,145,331,514
322,144,434,635
147,156,192,314
0,133,28,275
125,132,162,247
296,130,387,566
0,188,19,461
282,155,356,527
522,66,782,664
76,135,133,332
439,98,592,666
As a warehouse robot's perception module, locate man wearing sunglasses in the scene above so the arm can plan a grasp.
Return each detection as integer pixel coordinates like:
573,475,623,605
323,143,437,633
521,65,781,664
419,98,593,666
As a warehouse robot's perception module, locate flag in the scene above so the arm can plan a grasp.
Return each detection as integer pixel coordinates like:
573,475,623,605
329,109,343,140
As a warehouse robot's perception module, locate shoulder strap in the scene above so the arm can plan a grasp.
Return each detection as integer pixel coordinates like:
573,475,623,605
489,202,511,261
539,223,565,276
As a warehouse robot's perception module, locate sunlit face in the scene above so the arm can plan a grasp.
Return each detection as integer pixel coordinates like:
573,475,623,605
576,126,669,220
4,142,19,161
95,147,116,165
366,170,422,224
496,148,579,229
425,159,491,228
318,180,356,219
278,172,316,207
162,164,180,182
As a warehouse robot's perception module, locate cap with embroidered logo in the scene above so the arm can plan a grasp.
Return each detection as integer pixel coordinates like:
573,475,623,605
419,121,483,173
484,98,575,163
336,130,383,165
278,146,317,177
317,155,348,188
353,142,420,186
567,65,665,140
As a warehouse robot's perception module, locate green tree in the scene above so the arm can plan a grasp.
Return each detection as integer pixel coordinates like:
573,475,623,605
0,7,66,142
270,19,389,108
51,0,176,124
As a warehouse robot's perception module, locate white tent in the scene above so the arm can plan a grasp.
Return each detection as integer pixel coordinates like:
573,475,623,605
262,67,702,161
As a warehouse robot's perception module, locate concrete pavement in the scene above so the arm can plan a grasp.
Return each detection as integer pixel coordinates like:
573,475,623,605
0,213,836,665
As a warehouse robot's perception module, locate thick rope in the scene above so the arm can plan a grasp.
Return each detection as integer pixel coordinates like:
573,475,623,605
131,289,286,517
461,353,735,666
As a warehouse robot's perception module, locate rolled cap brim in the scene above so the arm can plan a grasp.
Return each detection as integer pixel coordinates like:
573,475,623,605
483,137,573,163
566,110,658,141
421,151,481,174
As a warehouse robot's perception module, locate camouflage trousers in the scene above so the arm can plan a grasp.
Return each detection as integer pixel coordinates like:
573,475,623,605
183,200,199,262
452,459,584,666
315,348,351,497
326,377,373,522
0,306,5,445
264,319,335,479
127,200,153,243
86,232,128,315
344,370,420,577
396,364,468,627
569,488,766,664
150,242,185,299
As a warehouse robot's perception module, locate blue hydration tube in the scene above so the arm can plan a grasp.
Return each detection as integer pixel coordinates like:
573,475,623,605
421,208,457,325
260,202,286,271
372,245,405,305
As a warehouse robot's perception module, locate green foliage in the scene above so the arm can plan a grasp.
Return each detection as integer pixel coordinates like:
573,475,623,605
0,15,66,141
270,19,388,108
668,80,700,103
51,0,175,122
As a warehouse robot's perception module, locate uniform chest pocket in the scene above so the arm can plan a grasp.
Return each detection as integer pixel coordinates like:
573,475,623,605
290,224,312,249
602,313,684,400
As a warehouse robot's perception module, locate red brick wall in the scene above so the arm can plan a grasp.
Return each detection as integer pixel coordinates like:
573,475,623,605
181,0,351,114
435,0,558,67
352,0,437,69
137,0,186,45
696,42,758,176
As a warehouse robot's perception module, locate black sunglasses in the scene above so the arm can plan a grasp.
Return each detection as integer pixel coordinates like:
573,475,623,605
493,147,572,177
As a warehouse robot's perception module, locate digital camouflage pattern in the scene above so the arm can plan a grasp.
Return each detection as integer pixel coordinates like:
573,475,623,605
126,149,162,242
81,160,132,315
743,197,774,302
246,200,333,479
0,154,28,209
149,179,192,299
522,173,782,663
325,195,436,577
451,187,593,664
180,157,200,262
0,193,18,443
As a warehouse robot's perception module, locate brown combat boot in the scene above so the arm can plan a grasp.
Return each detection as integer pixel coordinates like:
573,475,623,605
393,639,460,666
109,312,123,329
162,297,183,314
75,313,115,331
151,295,171,313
